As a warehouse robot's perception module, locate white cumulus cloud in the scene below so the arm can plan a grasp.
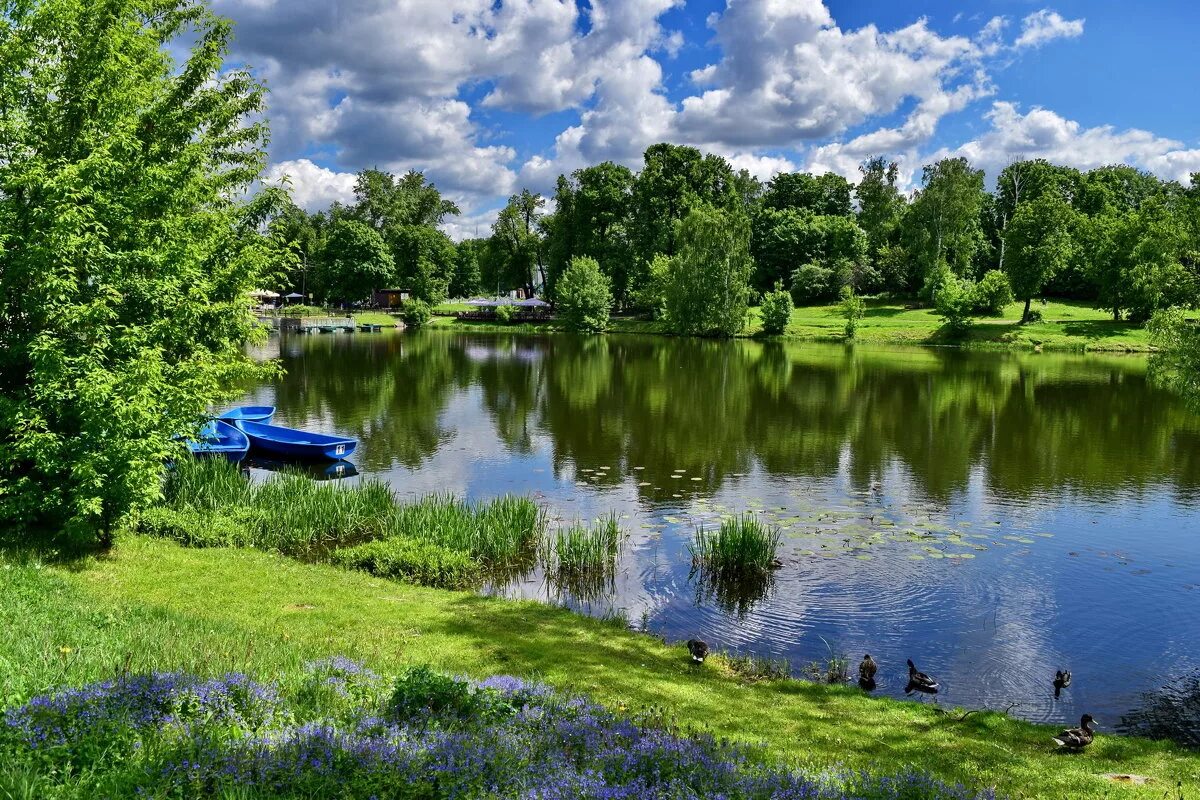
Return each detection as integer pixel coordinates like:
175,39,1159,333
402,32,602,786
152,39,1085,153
1014,9,1084,49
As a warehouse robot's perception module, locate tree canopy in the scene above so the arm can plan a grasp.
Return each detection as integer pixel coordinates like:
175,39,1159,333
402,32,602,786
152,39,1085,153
0,0,281,542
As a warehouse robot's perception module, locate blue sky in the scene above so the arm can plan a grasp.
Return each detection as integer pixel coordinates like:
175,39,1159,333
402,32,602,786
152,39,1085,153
209,0,1200,236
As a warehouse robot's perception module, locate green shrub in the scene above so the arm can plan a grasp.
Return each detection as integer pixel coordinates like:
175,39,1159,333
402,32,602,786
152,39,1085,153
971,270,1014,316
838,285,866,339
691,515,781,576
332,537,481,589
401,299,432,329
555,256,612,333
759,284,793,335
790,263,834,304
389,666,512,724
493,304,516,323
933,272,976,336
137,506,253,548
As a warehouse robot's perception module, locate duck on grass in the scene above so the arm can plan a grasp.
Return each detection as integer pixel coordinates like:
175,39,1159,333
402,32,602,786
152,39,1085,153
0,658,998,799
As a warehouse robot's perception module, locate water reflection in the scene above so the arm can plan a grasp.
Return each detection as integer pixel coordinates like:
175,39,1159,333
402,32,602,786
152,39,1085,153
239,330,1200,743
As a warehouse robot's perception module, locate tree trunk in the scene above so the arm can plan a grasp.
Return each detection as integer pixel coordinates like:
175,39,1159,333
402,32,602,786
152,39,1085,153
1022,296,1031,321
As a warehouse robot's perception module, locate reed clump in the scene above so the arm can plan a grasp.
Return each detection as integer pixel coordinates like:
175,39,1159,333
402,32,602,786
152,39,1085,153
690,515,781,576
153,460,546,585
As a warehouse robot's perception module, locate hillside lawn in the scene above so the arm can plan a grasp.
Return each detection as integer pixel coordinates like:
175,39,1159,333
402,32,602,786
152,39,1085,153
427,299,1160,352
3,535,1197,799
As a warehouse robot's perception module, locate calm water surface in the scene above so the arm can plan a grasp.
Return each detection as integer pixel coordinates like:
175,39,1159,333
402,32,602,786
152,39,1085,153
240,330,1200,744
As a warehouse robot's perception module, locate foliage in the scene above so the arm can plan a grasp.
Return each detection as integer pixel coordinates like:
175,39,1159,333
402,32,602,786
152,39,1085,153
0,0,281,544
388,225,456,305
547,163,637,307
904,158,987,285
762,172,853,217
555,256,613,333
1149,308,1200,409
856,158,907,259
631,144,745,265
494,304,517,324
663,207,754,337
0,661,1002,799
1004,193,1076,321
759,285,794,335
971,270,1015,316
540,514,622,580
792,262,836,304
451,241,484,299
932,272,977,336
690,515,782,576
491,190,546,297
838,286,867,339
315,219,395,304
630,254,672,318
332,537,482,590
752,209,868,295
401,299,433,329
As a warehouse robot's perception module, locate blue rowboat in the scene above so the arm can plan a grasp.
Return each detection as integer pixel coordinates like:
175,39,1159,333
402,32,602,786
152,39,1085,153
187,420,250,463
234,419,358,461
218,405,276,424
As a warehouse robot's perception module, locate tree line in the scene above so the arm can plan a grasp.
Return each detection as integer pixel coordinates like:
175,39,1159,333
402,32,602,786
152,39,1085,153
274,144,1200,336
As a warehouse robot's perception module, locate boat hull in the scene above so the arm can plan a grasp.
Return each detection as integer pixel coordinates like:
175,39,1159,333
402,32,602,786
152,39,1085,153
188,420,250,463
234,419,358,461
218,406,276,424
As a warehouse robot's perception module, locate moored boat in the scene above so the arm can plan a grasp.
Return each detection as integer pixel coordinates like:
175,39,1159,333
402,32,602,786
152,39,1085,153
234,419,358,461
218,405,276,424
187,420,250,463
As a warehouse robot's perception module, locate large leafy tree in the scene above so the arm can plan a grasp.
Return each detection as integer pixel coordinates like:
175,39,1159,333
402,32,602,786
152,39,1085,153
314,219,395,304
388,225,456,305
631,143,740,264
1004,194,1076,320
762,172,853,217
854,157,906,258
555,256,613,333
490,189,546,297
903,158,987,288
0,0,280,542
663,207,753,337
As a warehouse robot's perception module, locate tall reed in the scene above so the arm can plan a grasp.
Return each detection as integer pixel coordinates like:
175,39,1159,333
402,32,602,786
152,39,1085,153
690,515,781,576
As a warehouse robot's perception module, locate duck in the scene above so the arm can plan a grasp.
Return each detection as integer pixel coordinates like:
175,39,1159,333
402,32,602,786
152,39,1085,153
859,654,878,682
1053,670,1072,698
1053,714,1097,749
687,639,709,664
905,659,939,694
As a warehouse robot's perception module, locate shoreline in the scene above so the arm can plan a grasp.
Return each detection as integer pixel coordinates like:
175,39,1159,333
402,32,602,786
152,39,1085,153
5,534,1197,799
419,298,1159,354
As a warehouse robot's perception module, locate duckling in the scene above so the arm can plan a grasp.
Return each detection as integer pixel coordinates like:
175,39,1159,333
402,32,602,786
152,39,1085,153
1053,670,1072,698
905,659,939,694
1052,714,1097,749
687,639,709,664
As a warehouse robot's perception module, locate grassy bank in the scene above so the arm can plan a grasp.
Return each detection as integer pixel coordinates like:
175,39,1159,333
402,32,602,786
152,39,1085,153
3,536,1196,798
428,299,1159,352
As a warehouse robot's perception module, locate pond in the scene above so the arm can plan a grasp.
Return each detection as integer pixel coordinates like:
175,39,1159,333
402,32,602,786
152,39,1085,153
239,330,1200,744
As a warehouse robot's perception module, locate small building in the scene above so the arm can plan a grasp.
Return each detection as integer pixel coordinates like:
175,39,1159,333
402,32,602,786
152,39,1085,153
372,289,411,308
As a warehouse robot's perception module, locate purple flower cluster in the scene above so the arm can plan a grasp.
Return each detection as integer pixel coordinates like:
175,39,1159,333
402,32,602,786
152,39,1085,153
3,671,283,750
2,661,997,800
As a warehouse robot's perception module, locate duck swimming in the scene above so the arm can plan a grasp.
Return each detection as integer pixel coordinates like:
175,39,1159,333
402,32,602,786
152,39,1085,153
1053,670,1072,698
1053,714,1097,749
687,639,709,663
905,659,939,694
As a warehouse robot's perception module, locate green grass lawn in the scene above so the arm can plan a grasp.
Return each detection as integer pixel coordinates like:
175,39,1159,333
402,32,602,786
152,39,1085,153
762,299,1155,352
3,536,1196,799
422,299,1160,352
351,310,401,326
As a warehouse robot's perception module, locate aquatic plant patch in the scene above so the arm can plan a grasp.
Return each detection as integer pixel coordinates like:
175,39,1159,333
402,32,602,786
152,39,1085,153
332,537,483,590
0,661,998,799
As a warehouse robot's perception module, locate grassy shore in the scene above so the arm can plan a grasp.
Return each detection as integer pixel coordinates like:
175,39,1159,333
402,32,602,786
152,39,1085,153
428,299,1159,352
3,536,1196,799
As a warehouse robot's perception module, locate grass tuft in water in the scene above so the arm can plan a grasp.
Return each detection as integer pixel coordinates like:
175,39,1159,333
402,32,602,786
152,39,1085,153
540,514,622,600
690,515,781,576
